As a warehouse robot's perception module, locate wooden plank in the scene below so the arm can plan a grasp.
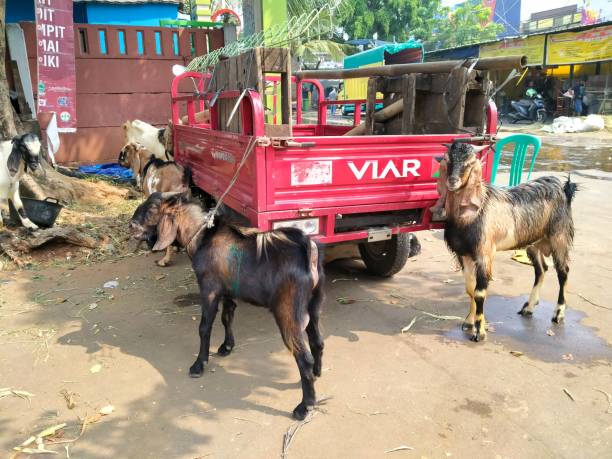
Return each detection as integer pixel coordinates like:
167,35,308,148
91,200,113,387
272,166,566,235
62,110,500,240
446,67,468,131
10,62,31,119
254,48,264,98
281,51,292,128
401,74,416,134
344,97,405,136
365,77,377,135
264,124,292,137
259,47,288,73
229,54,238,91
382,74,448,94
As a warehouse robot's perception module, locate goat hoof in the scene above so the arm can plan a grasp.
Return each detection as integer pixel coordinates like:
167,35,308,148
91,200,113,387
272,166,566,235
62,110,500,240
217,343,233,357
189,360,205,378
518,307,533,317
461,322,474,331
292,402,312,421
470,332,486,342
156,260,169,267
552,315,565,324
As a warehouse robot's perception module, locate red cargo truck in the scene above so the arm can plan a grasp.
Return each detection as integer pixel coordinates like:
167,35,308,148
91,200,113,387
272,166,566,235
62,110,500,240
170,71,496,277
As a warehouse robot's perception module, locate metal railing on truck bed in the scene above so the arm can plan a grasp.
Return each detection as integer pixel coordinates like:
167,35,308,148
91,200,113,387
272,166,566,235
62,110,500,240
171,84,497,244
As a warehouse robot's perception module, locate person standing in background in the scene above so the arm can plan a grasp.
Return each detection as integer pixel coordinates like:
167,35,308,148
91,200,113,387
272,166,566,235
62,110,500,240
329,86,338,115
572,79,586,116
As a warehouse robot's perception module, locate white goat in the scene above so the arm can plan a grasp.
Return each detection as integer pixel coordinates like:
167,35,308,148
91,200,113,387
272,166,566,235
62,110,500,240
122,120,172,160
0,133,42,229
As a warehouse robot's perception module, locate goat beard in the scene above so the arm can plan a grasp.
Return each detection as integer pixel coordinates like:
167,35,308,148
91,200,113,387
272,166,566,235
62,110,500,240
445,161,484,224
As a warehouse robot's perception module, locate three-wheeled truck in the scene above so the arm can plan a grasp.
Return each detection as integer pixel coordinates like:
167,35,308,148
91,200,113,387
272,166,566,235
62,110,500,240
170,48,525,277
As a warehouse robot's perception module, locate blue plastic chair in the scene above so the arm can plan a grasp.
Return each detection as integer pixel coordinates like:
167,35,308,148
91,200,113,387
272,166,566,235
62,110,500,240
491,134,542,186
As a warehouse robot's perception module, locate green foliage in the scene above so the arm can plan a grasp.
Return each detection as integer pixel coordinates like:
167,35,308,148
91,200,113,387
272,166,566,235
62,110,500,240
337,0,443,43
337,0,504,49
432,3,505,49
292,40,349,65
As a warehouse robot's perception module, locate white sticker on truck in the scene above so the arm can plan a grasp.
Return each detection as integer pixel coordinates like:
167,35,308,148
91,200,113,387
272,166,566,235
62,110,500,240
348,159,421,180
291,160,333,186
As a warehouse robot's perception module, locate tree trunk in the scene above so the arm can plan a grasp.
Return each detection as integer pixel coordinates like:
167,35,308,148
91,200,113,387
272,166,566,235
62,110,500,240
0,0,18,139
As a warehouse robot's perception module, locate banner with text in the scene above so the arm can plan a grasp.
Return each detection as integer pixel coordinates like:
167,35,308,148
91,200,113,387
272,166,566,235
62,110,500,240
480,35,545,66
36,0,77,132
546,25,612,65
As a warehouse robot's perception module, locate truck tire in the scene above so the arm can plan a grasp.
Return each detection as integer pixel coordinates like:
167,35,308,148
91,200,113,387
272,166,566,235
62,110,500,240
358,233,421,278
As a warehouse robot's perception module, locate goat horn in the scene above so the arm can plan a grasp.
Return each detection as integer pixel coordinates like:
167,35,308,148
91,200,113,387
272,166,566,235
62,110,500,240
471,144,490,153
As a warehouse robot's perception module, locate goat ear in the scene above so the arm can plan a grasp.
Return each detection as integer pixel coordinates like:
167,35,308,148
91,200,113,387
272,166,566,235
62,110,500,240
457,195,482,220
471,144,489,154
442,143,453,150
7,145,21,177
152,214,177,251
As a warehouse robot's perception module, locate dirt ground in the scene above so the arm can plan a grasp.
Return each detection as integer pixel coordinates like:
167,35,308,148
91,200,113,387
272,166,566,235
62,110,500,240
1,169,612,459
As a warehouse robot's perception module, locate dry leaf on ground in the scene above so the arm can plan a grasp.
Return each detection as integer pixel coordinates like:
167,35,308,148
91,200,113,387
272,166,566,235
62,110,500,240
98,404,114,416
385,445,414,453
89,363,102,374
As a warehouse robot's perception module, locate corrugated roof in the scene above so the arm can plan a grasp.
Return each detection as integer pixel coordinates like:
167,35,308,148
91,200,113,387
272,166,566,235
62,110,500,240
426,19,612,56
73,0,179,4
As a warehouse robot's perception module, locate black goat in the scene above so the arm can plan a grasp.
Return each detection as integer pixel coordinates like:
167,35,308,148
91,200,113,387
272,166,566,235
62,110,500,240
130,193,325,420
441,141,576,342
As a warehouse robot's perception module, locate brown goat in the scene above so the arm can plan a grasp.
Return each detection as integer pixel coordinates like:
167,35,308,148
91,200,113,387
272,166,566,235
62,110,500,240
130,192,325,420
442,142,576,342
118,143,191,266
118,143,190,198
118,143,150,190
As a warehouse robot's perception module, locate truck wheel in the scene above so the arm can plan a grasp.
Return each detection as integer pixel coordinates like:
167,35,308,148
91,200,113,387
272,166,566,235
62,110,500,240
358,233,421,278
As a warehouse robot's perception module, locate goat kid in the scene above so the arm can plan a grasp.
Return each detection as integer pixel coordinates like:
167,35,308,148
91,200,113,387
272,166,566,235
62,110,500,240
442,142,576,342
119,143,190,266
122,119,172,160
117,142,150,190
0,133,42,229
130,193,325,420
118,143,190,197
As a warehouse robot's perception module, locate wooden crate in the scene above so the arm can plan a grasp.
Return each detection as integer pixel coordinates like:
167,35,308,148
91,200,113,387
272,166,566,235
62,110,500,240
210,47,292,135
364,67,494,135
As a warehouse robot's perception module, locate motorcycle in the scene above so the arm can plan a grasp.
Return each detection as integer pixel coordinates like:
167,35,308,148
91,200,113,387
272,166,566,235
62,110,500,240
507,89,547,124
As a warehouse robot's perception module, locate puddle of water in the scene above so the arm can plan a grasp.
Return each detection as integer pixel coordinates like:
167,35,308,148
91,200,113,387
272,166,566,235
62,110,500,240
499,144,612,173
443,296,612,364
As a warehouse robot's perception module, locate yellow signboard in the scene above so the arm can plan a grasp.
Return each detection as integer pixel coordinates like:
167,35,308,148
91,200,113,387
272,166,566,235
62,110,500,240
547,25,612,65
480,35,545,66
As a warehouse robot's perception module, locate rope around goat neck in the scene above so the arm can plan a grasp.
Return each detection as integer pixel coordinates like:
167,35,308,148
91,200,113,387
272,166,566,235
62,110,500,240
184,135,267,256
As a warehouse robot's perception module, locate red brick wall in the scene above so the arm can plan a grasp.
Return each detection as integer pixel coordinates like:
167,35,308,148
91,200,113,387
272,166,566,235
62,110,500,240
21,22,223,164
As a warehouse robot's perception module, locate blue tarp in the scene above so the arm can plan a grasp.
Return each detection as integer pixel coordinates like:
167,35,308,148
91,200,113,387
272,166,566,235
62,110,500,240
78,163,133,180
344,39,424,69
425,45,480,62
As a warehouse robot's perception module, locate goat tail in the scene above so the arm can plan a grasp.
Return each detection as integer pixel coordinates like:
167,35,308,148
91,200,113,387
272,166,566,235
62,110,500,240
563,174,577,206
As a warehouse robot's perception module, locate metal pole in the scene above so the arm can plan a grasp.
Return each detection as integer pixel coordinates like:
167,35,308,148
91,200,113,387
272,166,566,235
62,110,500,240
295,56,527,80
